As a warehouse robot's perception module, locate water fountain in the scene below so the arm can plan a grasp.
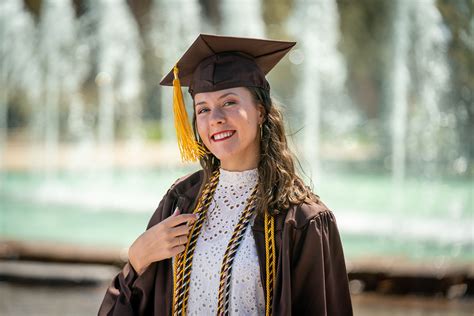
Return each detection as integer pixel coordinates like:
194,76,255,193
388,0,454,231
390,0,410,185
287,0,349,186
407,0,452,175
36,0,80,172
86,0,142,146
372,0,471,257
0,1,38,170
390,0,451,183
0,0,471,267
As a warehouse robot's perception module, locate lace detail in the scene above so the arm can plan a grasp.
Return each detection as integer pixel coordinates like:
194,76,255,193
187,168,265,315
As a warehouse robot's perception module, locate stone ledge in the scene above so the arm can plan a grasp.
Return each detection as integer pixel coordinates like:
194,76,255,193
0,239,126,266
0,260,119,286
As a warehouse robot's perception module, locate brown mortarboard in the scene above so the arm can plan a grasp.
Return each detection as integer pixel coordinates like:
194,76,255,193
160,34,296,96
160,34,296,162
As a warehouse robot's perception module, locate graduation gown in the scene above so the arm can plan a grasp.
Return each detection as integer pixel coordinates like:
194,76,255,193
98,170,353,316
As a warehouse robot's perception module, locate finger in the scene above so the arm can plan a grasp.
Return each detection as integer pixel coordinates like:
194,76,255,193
172,235,188,247
169,224,191,237
172,207,180,216
169,245,186,257
165,213,199,227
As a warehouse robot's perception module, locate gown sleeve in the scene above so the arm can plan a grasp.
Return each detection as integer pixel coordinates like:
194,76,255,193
98,189,173,316
290,210,353,316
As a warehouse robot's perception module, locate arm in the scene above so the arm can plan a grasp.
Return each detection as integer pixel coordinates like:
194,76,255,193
98,190,197,316
98,261,150,316
291,210,353,316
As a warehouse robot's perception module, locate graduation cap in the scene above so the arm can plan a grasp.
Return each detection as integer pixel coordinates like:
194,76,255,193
159,34,296,162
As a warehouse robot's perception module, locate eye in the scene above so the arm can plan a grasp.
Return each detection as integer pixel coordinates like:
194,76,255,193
197,107,209,115
223,101,236,107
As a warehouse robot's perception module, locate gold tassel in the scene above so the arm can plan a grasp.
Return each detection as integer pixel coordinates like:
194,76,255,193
173,65,205,162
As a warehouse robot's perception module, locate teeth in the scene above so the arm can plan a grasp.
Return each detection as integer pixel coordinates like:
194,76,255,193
213,131,233,140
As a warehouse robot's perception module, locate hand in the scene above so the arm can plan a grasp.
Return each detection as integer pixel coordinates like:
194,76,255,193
128,208,198,275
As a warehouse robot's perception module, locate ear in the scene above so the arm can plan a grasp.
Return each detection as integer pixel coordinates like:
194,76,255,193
257,104,266,125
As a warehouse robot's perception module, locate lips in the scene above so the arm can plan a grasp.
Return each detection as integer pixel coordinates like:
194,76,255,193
211,130,235,141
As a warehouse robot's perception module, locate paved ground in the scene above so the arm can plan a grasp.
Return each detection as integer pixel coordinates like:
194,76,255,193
352,293,474,316
1,281,473,316
0,282,108,316
1,260,473,315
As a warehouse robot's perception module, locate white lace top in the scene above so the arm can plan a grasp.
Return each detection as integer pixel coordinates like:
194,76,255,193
187,168,265,315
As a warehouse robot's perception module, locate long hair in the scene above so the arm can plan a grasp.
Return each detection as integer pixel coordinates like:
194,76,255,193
192,87,318,215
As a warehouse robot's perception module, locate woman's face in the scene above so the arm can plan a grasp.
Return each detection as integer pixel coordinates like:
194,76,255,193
194,87,264,171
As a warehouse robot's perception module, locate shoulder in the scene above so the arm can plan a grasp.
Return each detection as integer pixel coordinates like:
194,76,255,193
146,169,204,229
284,198,336,230
168,169,204,195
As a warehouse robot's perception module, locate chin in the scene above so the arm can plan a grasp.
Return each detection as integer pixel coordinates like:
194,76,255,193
212,152,232,162
207,145,234,160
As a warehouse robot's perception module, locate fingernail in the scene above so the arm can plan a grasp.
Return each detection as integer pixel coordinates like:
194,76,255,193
173,207,179,215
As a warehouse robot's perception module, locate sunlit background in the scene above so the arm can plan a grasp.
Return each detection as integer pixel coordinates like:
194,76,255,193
0,0,473,315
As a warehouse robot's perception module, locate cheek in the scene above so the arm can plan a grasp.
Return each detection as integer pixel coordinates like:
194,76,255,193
244,113,259,137
196,119,209,142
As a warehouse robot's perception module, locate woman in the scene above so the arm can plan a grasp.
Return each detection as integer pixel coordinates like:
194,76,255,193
99,34,353,316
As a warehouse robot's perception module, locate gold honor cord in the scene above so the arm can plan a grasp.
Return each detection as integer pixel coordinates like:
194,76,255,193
173,170,220,315
216,187,258,314
264,211,276,316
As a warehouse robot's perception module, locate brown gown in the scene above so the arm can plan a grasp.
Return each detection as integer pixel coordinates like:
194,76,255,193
98,170,353,316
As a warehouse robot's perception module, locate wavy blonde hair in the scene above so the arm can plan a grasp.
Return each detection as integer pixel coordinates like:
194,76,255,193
192,87,318,215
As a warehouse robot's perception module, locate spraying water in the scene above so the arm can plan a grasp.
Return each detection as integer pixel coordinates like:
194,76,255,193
288,0,348,185
86,0,142,146
390,0,410,185
390,0,450,183
0,1,38,169
37,0,78,172
220,0,265,37
408,0,451,176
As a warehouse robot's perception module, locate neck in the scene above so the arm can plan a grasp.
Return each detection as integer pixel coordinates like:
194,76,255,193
220,154,259,172
220,165,258,172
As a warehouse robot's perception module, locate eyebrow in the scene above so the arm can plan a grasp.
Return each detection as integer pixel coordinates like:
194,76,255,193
195,92,238,107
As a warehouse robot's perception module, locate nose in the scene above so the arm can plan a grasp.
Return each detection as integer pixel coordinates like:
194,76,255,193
209,107,226,126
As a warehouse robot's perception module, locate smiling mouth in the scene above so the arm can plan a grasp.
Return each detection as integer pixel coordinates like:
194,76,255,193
211,130,235,142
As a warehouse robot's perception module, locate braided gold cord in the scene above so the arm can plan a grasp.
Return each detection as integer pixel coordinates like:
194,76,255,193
216,187,258,315
175,172,219,314
264,211,276,316
172,170,220,316
174,173,218,315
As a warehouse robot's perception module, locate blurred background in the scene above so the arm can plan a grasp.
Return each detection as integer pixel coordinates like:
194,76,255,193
0,0,472,315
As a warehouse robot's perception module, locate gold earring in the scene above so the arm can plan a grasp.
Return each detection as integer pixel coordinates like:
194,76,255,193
260,123,263,139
